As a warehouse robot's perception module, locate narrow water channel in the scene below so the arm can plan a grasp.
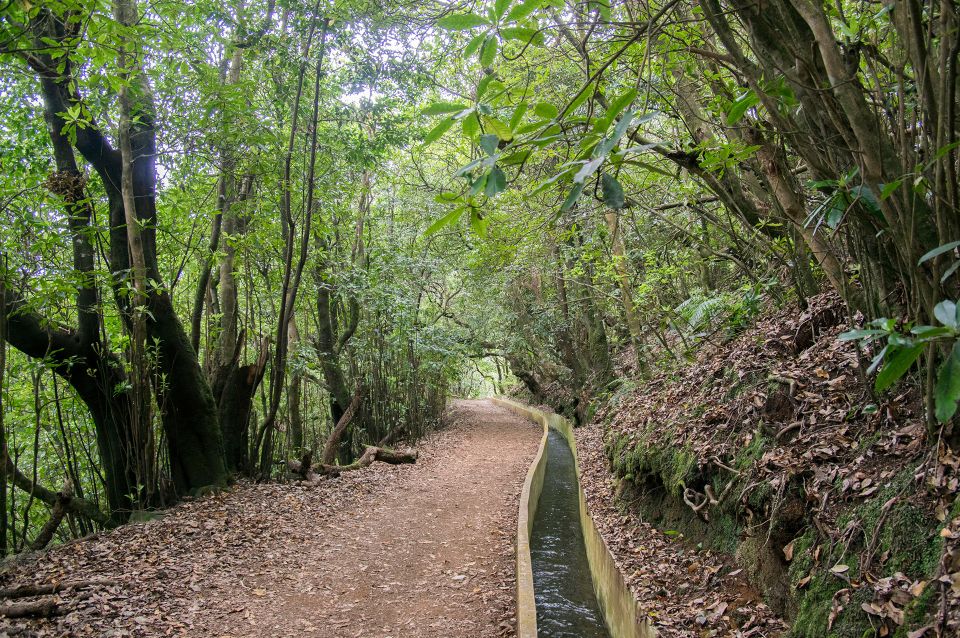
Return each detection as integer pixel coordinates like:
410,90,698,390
530,429,611,637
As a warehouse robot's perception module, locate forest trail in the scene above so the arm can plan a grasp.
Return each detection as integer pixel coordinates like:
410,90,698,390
0,400,541,638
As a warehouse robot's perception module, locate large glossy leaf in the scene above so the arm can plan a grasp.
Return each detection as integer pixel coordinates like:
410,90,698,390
509,102,528,129
604,88,637,123
934,300,959,329
601,172,625,209
482,116,513,141
437,13,489,30
560,182,585,211
875,343,924,392
533,102,558,119
422,102,470,116
504,0,542,22
424,207,465,235
484,166,507,197
479,35,498,66
919,240,960,265
479,134,499,156
464,32,488,58
935,342,960,423
424,117,454,144
462,112,480,138
499,27,544,45
469,209,488,237
726,90,759,125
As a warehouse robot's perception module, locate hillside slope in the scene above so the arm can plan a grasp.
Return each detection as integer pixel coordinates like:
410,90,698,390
575,294,960,637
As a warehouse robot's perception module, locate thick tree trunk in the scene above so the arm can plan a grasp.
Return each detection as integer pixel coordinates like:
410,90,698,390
32,3,229,497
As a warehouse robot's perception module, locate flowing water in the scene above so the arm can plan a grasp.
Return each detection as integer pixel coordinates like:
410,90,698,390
529,429,611,637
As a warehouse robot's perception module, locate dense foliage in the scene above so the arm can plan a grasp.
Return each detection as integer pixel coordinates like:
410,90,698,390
0,0,957,569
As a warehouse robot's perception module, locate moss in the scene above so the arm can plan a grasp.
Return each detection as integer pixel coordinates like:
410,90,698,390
881,502,943,578
707,512,741,555
787,529,818,585
789,575,875,638
894,583,938,637
736,429,769,470
608,426,696,497
854,466,942,580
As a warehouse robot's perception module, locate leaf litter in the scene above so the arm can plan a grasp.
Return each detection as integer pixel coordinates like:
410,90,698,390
0,400,541,638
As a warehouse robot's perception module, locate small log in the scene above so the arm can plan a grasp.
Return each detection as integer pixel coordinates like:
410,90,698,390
0,578,116,599
0,598,59,618
287,445,416,482
316,446,417,476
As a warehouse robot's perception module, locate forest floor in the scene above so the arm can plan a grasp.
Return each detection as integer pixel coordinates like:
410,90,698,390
0,399,541,638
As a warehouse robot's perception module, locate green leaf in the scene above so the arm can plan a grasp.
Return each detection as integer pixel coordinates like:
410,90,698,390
504,0,542,23
919,240,960,265
509,102,528,129
533,102,559,119
880,179,904,199
574,157,603,184
422,102,471,116
934,300,958,329
909,325,953,339
604,88,637,123
726,90,759,125
867,345,889,375
601,172,625,209
479,35,498,66
839,328,888,341
499,26,543,45
470,174,488,197
462,112,480,138
849,185,882,217
875,343,924,392
935,342,960,423
482,116,513,141
477,75,494,99
595,111,634,157
500,149,531,166
464,32,488,58
469,209,488,237
560,182,585,212
434,191,460,203
424,117,455,144
437,13,489,30
484,165,507,197
479,134,500,156
942,260,960,284
425,207,465,235
567,83,594,113
494,0,512,18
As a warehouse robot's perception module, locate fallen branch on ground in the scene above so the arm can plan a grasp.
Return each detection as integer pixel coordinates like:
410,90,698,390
287,445,418,481
0,598,59,618
0,579,117,599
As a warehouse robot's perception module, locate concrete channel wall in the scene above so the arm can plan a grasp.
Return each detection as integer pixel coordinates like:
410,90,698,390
492,397,654,638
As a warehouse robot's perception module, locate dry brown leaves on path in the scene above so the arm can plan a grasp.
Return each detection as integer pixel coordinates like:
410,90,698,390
0,399,541,638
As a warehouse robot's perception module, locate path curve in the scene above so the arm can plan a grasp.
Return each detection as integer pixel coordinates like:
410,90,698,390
0,399,541,638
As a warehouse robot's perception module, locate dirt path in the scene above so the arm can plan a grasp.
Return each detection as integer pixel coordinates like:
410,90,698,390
0,399,541,638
